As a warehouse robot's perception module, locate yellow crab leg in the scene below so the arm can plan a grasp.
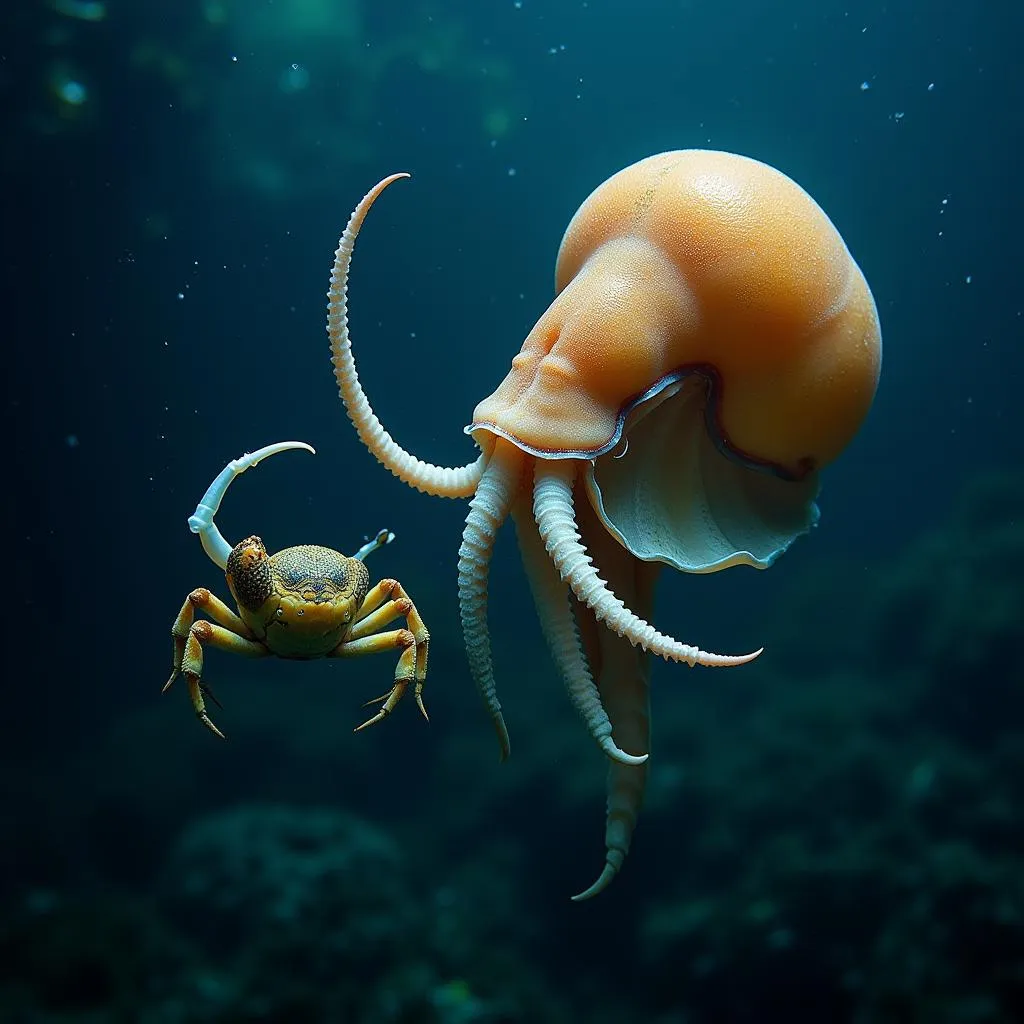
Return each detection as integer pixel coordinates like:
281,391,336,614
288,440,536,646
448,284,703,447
178,621,269,737
330,628,423,728
352,579,430,682
164,587,255,692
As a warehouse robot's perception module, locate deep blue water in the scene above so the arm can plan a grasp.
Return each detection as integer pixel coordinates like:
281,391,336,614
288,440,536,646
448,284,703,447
3,2,1022,1021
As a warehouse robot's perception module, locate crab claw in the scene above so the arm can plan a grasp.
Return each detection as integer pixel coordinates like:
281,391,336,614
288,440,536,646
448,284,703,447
353,528,394,562
187,441,316,569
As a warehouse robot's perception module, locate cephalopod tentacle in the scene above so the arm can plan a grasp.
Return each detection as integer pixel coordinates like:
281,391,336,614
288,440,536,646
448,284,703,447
328,172,484,498
570,494,656,900
512,495,648,767
458,439,525,760
533,460,762,667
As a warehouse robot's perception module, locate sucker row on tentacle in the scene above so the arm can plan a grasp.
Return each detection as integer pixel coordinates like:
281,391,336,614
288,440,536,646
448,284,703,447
533,460,762,667
568,495,656,901
576,748,648,901
456,438,524,761
327,172,484,498
513,497,648,767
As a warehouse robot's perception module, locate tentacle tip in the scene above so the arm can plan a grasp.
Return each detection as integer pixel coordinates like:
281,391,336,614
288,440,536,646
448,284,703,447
733,646,765,665
494,717,511,762
570,864,617,902
694,644,765,668
600,737,649,766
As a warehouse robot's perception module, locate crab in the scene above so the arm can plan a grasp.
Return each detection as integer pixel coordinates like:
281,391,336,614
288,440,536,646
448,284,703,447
163,441,430,738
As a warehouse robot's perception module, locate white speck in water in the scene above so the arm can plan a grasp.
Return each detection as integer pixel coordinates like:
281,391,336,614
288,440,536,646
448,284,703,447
860,81,870,91
965,275,972,284
279,63,310,94
927,82,935,91
176,292,184,300
65,434,79,448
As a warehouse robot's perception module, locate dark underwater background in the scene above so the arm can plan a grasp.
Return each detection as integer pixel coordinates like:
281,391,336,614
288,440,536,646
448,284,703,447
3,1,1023,1021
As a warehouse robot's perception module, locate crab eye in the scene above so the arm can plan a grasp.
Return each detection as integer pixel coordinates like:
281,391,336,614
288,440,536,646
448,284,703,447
276,608,284,617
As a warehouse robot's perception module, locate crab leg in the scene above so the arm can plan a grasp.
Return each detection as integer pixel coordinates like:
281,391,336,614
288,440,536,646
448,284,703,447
351,577,430,681
177,620,269,738
164,587,257,693
331,628,422,729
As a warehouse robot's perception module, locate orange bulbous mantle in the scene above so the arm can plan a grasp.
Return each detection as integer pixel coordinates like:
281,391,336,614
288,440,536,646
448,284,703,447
471,149,881,478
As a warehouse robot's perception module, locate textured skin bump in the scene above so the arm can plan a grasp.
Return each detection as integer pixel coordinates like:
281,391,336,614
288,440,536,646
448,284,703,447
271,544,369,608
226,536,274,613
231,543,371,659
471,150,882,476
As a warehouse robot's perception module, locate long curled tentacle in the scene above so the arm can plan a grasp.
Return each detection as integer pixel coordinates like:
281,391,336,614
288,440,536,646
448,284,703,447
533,460,762,666
328,173,483,497
458,440,525,760
574,657,650,900
570,498,657,901
512,497,647,767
